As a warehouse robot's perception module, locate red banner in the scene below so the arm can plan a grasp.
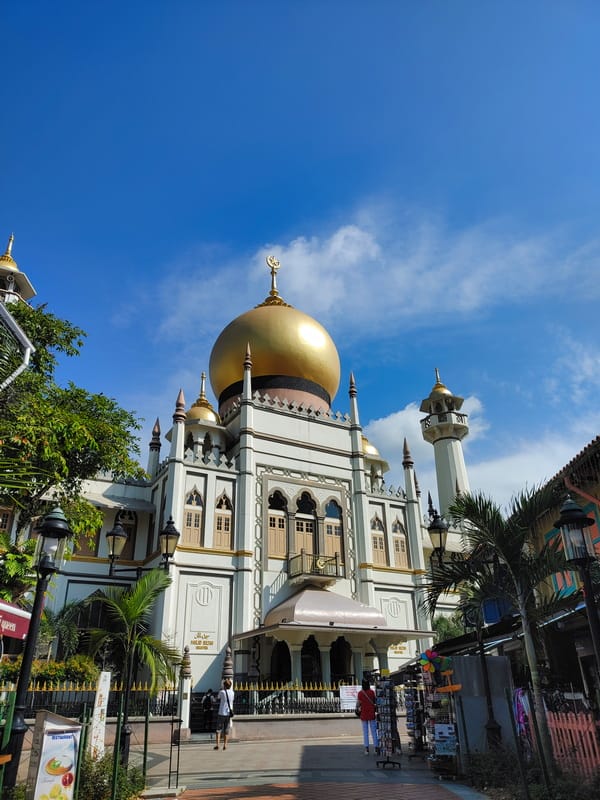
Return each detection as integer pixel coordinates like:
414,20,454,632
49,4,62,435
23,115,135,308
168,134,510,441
0,599,31,639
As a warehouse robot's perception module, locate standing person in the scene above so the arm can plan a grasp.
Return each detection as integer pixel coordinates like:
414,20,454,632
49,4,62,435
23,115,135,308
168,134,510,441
202,689,214,732
214,678,235,751
356,678,379,755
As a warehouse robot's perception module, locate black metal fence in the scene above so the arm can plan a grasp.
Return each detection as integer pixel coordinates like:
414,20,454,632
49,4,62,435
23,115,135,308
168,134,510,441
0,683,178,720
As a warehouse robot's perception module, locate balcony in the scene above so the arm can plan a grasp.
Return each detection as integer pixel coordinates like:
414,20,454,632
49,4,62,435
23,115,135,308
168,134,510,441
287,551,345,587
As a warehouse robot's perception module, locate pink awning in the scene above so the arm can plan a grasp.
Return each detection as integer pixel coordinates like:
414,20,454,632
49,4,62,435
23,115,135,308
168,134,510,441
0,600,31,640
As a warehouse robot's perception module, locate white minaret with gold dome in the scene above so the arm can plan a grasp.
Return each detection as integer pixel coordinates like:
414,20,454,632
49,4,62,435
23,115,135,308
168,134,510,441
419,368,470,517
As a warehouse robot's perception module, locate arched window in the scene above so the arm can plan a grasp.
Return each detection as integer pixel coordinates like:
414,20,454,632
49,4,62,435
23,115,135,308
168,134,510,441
324,500,344,562
392,518,409,568
370,514,387,566
214,493,233,550
182,488,204,548
295,492,316,555
268,490,288,558
202,433,213,456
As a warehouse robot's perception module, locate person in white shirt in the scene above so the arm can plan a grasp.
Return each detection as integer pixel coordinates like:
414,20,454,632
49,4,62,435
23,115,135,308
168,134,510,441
214,678,235,750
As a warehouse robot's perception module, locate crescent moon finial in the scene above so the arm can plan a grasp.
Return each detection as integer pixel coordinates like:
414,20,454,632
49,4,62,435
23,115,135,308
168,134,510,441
266,255,281,297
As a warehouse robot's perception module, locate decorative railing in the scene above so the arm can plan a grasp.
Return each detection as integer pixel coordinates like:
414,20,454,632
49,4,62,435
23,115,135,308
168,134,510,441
0,682,177,720
288,551,345,581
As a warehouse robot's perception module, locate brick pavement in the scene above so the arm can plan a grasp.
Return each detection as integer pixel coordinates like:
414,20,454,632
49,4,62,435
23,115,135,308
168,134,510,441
178,782,470,799
142,735,489,800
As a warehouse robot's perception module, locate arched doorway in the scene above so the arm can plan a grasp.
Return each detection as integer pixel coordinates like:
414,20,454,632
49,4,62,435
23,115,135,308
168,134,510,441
301,635,322,685
330,636,353,684
270,641,291,683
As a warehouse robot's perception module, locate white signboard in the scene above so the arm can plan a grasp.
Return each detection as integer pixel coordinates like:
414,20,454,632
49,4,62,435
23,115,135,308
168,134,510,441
89,670,111,758
28,713,81,800
339,684,361,711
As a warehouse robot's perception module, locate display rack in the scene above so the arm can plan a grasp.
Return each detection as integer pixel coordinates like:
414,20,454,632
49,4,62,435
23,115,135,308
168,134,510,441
422,667,460,780
403,664,427,758
375,675,402,769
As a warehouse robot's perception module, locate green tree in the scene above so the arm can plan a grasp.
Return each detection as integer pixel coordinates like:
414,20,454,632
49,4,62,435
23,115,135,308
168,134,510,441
0,529,36,603
87,569,180,692
423,485,566,774
39,600,86,660
431,610,465,645
0,302,145,536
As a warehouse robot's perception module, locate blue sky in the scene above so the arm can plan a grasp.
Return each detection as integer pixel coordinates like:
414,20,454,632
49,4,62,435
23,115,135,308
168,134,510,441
3,1,600,509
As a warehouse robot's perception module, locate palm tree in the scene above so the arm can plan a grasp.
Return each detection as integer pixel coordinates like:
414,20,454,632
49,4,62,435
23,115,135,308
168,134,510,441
423,484,566,774
88,568,180,692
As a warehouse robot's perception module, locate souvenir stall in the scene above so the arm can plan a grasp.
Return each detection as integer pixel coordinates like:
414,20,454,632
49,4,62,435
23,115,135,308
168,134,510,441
375,673,402,769
418,649,461,780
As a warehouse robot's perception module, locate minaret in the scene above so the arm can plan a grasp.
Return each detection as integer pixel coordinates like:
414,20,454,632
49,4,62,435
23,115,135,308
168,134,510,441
0,235,36,303
164,390,186,529
402,439,425,572
419,369,470,518
147,418,161,478
235,344,257,635
348,373,375,606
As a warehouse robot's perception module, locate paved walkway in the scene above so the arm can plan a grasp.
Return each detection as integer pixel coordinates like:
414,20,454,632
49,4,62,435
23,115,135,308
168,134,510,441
140,734,489,800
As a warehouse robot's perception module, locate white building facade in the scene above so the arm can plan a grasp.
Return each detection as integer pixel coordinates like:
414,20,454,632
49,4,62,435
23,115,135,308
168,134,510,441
5,241,468,691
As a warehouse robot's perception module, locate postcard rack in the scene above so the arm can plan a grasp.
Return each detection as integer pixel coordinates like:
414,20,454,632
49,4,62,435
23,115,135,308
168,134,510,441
375,675,402,769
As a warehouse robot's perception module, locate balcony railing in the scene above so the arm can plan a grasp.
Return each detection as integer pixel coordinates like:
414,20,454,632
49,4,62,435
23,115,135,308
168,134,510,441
288,551,345,585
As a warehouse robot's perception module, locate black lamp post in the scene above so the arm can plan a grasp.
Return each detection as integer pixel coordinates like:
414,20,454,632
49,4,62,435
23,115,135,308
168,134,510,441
3,507,73,789
428,507,502,748
428,505,449,566
554,496,600,701
105,516,180,765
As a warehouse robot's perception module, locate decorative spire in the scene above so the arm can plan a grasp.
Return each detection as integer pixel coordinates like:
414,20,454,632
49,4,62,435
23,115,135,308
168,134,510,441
414,473,421,497
257,255,291,308
149,418,161,450
349,372,357,398
173,388,186,423
180,645,192,680
427,491,435,518
433,367,447,391
188,372,219,422
222,643,234,680
402,437,413,468
0,233,17,269
244,342,252,370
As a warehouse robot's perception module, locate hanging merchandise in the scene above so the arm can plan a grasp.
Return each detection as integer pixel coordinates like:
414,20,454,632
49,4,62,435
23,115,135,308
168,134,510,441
421,655,461,780
403,663,427,758
375,674,402,769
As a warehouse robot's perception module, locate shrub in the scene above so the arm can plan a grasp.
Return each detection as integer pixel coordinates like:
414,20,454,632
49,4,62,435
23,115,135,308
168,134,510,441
77,752,144,800
0,654,99,686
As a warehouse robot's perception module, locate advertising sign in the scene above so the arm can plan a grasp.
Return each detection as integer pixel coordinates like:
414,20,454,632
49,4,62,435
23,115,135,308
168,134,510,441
434,722,457,756
0,599,31,639
89,671,111,758
339,684,361,711
27,712,81,800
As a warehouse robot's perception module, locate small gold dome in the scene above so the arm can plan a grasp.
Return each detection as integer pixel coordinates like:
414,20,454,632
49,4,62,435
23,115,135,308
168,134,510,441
362,435,381,458
0,235,18,270
187,372,220,423
209,258,340,407
430,367,451,395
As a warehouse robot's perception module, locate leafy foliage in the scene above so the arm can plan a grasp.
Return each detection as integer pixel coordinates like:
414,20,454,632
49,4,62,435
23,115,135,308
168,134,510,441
432,610,465,644
0,530,36,603
0,302,146,535
77,752,144,800
39,600,86,659
0,654,99,684
88,569,180,692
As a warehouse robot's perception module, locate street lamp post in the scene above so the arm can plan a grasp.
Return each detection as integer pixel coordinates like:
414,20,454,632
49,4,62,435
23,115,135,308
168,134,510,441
105,516,180,765
427,507,502,748
554,496,600,705
3,507,73,789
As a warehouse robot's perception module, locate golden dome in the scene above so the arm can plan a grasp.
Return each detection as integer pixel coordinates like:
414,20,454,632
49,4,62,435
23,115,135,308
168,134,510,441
0,234,17,270
362,435,381,458
187,372,220,423
430,367,451,395
209,257,340,407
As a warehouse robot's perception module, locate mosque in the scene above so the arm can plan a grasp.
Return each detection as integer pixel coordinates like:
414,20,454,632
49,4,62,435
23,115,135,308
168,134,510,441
2,239,471,690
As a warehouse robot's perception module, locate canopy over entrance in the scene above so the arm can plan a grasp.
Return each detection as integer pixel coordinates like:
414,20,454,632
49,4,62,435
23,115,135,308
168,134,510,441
234,586,431,649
